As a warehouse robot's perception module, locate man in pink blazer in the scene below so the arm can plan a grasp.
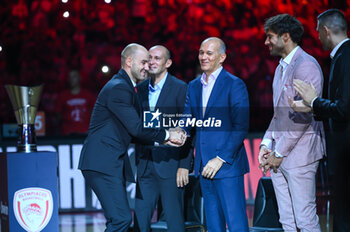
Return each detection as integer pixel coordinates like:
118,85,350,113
259,14,326,232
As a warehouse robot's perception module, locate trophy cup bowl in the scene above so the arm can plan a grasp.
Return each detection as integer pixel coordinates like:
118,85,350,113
5,85,43,153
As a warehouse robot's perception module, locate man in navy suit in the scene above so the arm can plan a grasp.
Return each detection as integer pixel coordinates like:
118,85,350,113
182,37,250,231
78,43,186,232
134,45,192,232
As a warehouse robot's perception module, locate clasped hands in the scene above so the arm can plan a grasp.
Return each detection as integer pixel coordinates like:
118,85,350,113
258,146,283,174
165,127,187,147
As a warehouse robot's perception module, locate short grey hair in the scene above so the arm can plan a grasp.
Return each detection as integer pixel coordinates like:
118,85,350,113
149,45,171,60
201,37,226,54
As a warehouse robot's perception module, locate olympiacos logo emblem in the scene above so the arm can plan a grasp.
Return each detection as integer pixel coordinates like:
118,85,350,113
13,188,53,232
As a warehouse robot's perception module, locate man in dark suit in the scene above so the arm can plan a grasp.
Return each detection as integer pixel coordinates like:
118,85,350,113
134,45,192,232
78,43,186,232
290,9,350,232
182,37,250,231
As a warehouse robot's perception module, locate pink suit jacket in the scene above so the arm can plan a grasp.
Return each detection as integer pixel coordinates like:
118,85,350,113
263,48,326,169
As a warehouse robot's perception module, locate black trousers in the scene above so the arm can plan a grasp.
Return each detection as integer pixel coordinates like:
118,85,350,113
134,161,185,232
82,170,132,232
333,143,350,232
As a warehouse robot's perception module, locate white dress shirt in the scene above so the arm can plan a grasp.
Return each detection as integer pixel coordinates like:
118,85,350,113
200,66,226,163
200,66,223,116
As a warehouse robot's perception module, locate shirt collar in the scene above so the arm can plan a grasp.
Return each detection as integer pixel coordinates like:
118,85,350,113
330,38,350,59
282,46,299,65
131,79,136,87
200,66,223,86
149,72,168,92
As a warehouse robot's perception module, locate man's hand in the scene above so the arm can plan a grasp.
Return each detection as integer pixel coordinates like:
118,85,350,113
176,168,189,188
167,128,187,147
288,97,312,113
258,145,271,171
264,152,283,174
202,157,224,179
293,79,317,106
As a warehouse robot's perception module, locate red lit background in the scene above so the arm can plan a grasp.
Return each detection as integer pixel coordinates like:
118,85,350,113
0,0,349,134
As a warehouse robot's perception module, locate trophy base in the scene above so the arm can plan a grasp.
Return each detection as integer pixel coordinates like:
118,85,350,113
17,144,37,153
17,124,38,153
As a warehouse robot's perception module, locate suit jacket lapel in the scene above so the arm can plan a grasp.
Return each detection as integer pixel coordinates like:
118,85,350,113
119,69,142,114
274,48,302,106
193,78,203,119
328,41,350,97
204,69,226,117
273,65,283,106
329,56,336,85
139,81,150,111
275,62,294,106
328,41,349,86
155,75,172,109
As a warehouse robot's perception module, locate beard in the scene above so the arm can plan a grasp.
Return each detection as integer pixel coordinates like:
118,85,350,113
269,37,285,57
131,64,147,83
270,44,285,57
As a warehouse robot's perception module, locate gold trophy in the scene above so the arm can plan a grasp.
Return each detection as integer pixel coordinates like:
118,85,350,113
5,85,43,153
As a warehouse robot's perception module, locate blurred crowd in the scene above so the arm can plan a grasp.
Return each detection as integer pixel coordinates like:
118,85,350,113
1,0,349,135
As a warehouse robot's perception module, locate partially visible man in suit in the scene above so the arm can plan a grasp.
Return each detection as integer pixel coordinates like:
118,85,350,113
182,37,250,232
259,14,325,232
291,9,350,232
78,43,185,232
134,45,192,232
